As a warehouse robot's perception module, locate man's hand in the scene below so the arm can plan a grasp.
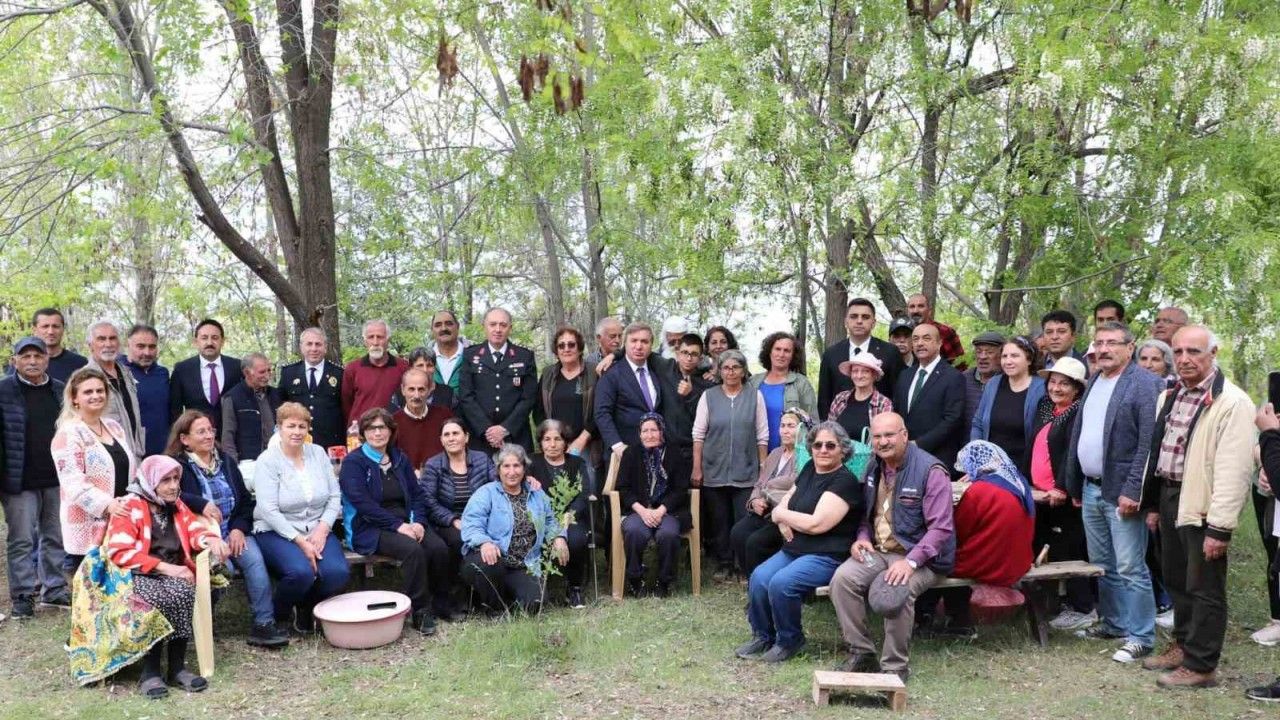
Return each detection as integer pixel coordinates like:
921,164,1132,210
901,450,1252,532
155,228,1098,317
596,354,616,374
485,425,507,448
1117,495,1141,518
884,558,915,586
1257,403,1280,433
1146,511,1160,532
678,378,691,396
851,539,875,563
202,503,223,524
1204,536,1229,561
227,529,247,557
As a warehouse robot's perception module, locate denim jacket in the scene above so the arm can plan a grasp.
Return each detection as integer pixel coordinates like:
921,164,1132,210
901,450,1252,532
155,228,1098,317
460,481,563,576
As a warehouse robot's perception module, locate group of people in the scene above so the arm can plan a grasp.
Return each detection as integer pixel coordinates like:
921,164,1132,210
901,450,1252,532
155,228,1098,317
2,296,1278,702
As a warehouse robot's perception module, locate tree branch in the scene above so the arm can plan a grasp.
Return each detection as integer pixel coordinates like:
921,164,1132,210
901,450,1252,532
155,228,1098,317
0,0,86,22
982,254,1151,294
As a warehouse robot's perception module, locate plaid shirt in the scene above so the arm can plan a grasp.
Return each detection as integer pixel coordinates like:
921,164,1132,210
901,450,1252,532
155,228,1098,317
1155,370,1216,483
936,321,965,363
827,389,893,425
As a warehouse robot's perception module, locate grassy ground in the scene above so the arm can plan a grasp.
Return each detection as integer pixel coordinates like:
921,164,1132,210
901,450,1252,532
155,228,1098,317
1,517,1278,719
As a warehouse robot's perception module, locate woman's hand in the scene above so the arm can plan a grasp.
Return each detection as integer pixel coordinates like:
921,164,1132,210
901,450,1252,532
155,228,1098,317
157,562,195,584
1257,403,1280,432
750,497,769,516
452,518,463,531
410,523,426,541
294,535,319,573
202,502,223,524
227,529,247,558
552,537,569,566
207,538,231,563
1031,489,1049,504
1047,488,1068,507
778,524,794,542
307,523,330,554
480,541,501,565
397,523,418,539
526,476,542,492
690,468,703,488
568,435,589,457
106,498,130,518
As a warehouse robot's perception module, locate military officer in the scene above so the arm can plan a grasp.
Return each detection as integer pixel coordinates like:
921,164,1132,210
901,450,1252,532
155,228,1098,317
279,327,345,449
457,307,538,452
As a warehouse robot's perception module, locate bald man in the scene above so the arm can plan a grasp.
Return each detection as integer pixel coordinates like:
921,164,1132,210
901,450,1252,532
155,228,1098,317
1151,307,1189,344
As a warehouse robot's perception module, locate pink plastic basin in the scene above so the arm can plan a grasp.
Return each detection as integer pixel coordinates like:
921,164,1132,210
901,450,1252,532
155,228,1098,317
312,590,411,649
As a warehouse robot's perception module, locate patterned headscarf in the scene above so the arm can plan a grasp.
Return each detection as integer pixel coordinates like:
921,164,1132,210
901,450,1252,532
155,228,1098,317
956,440,1034,516
639,412,668,504
130,454,183,506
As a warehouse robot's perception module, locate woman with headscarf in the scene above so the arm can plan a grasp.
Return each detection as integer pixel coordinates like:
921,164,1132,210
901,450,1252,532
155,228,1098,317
618,413,692,597
103,455,229,698
729,408,805,576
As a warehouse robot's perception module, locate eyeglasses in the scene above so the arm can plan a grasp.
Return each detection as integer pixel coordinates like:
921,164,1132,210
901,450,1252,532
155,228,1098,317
811,440,841,451
720,364,743,372
1094,339,1129,348
365,424,390,432
678,350,702,358
556,342,578,350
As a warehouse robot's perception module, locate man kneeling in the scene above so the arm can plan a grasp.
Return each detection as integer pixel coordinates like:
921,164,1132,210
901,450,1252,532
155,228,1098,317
829,412,955,682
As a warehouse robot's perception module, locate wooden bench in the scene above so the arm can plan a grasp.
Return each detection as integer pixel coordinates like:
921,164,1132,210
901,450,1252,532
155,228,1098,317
812,670,906,710
814,560,1104,647
343,551,401,582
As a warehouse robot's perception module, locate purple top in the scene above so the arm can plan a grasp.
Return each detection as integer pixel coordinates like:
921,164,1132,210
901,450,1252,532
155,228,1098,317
857,463,954,568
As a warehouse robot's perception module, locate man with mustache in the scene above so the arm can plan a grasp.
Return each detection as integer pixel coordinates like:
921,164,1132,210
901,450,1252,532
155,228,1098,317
341,319,409,426
905,294,964,367
169,318,242,432
1063,321,1163,664
458,307,538,452
84,320,144,457
123,324,170,457
429,311,469,394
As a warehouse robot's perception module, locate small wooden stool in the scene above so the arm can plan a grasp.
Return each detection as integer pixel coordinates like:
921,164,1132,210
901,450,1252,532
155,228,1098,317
812,670,907,711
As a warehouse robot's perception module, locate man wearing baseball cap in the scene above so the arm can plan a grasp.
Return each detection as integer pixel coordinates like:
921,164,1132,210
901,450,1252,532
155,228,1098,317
887,317,915,371
0,336,69,618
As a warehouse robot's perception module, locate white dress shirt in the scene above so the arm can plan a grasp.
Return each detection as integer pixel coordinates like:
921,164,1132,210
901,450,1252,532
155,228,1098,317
200,356,227,403
907,355,943,409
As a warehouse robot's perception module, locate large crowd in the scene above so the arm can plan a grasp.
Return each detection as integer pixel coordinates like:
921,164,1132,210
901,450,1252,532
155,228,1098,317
3,297,1280,702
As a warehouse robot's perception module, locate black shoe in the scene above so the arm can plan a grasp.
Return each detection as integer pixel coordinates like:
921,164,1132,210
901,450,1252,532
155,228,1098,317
712,564,733,582
292,607,316,635
412,610,438,636
247,622,290,648
734,636,772,659
761,640,806,663
626,577,646,598
566,587,585,609
653,581,671,598
10,596,34,619
39,593,71,610
933,623,978,641
834,652,881,673
1247,679,1280,703
893,667,911,684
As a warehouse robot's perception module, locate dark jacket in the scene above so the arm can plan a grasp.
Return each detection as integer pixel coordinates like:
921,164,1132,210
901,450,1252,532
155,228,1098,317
892,358,967,471
818,337,902,418
175,451,255,535
457,343,538,451
339,447,430,556
170,355,243,427
280,360,345,449
528,454,591,522
1030,396,1081,492
663,360,714,448
123,360,171,457
1063,362,1162,503
220,381,282,462
534,361,598,439
617,443,692,532
0,374,64,494
418,449,498,528
593,352,679,450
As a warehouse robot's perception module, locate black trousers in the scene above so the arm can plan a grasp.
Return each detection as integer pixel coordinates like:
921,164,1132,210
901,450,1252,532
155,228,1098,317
376,528,452,613
1253,488,1280,619
621,513,681,582
730,512,784,576
436,524,465,587
703,485,751,566
460,550,544,614
1160,483,1229,672
1032,502,1096,613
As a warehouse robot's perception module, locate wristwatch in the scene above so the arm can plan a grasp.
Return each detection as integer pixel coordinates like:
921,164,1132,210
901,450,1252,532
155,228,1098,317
905,559,919,570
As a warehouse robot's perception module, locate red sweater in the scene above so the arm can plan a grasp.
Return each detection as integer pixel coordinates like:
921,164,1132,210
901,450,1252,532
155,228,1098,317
394,405,453,470
106,496,218,573
341,354,409,424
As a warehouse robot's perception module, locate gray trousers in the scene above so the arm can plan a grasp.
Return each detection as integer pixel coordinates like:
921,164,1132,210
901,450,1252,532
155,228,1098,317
1,487,67,601
830,551,937,673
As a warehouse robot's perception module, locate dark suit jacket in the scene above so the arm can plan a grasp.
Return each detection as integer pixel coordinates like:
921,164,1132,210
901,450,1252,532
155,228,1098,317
892,358,966,470
818,337,903,419
279,360,345,449
457,343,538,451
593,352,678,450
169,355,242,428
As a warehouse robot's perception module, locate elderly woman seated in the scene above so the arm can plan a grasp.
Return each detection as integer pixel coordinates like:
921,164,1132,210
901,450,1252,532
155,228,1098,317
460,444,568,616
618,413,692,597
527,419,593,609
104,455,230,699
735,421,865,663
252,402,350,633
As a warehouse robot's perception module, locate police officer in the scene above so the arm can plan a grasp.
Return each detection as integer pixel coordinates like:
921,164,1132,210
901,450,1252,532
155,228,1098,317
279,327,345,449
458,307,538,452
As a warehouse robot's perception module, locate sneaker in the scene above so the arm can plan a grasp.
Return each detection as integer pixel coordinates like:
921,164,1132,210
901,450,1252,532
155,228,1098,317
734,636,772,659
292,607,316,635
39,593,71,610
247,622,290,649
1112,641,1153,663
1076,624,1123,640
1050,608,1097,631
1156,607,1176,630
761,640,806,663
566,587,586,609
1157,666,1218,689
1142,644,1184,671
10,596,34,619
1252,620,1280,646
1246,678,1280,702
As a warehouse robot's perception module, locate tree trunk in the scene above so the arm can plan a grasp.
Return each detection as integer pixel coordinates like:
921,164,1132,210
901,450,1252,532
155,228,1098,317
920,105,941,305
580,5,609,326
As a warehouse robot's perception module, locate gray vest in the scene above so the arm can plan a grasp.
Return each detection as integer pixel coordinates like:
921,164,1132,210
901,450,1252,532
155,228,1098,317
701,386,760,488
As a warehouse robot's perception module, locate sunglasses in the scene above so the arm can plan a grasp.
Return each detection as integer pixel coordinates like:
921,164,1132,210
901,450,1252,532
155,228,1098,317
811,440,841,451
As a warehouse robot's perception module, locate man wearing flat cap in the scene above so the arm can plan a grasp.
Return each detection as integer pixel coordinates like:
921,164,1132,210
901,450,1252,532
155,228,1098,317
964,331,1006,435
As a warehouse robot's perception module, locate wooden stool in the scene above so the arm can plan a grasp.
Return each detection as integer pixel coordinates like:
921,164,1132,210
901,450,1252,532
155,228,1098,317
812,670,907,711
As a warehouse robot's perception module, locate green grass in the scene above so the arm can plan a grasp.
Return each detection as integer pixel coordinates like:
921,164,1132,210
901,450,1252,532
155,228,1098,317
1,517,1279,719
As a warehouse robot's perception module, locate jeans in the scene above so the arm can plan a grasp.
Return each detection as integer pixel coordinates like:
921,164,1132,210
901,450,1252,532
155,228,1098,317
254,531,351,620
746,550,841,650
0,487,66,601
228,534,274,626
1081,482,1155,646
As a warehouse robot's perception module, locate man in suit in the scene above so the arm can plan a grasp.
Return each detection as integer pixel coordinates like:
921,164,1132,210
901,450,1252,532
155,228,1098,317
906,294,965,367
221,352,282,462
892,323,966,471
280,327,345,449
594,322,678,458
457,307,538,452
1063,321,1163,664
84,320,145,457
1041,309,1086,370
123,324,170,457
170,318,242,430
818,298,904,419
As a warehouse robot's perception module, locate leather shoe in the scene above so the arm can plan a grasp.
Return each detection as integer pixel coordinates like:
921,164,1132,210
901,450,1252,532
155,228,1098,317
1157,666,1218,689
1142,644,1184,671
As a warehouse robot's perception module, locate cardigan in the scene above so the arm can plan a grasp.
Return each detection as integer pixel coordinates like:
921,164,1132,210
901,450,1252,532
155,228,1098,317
970,374,1046,449
251,443,342,540
748,371,820,423
106,496,218,573
53,418,137,555
746,445,799,509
